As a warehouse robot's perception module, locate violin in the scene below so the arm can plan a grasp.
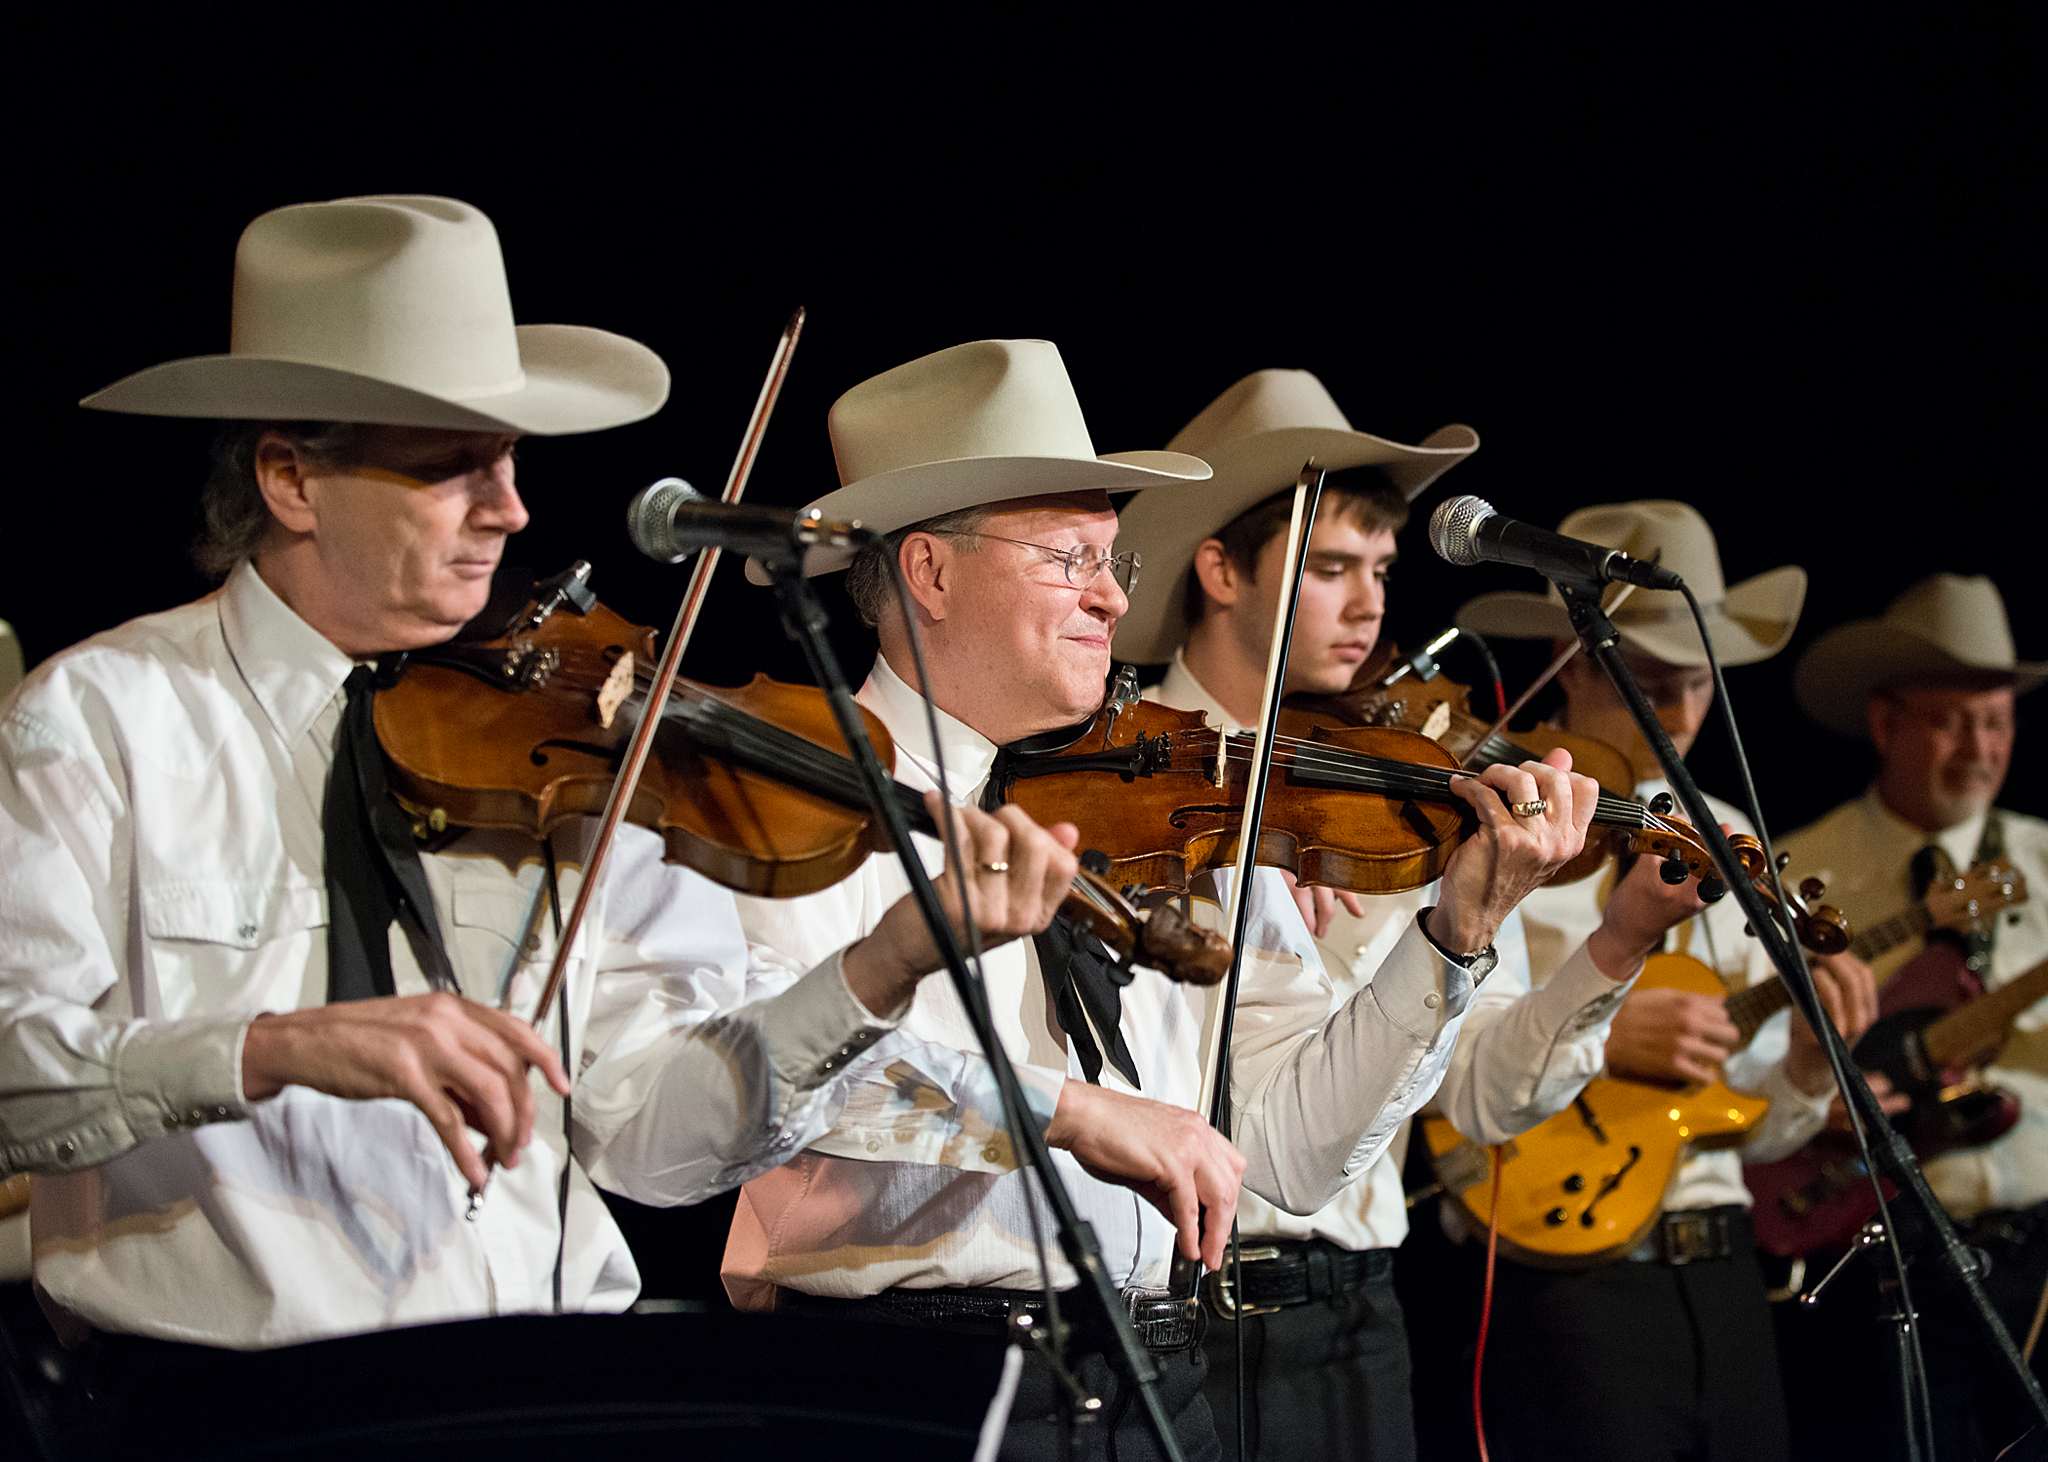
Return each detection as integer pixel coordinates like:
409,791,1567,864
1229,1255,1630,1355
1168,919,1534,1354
991,690,1850,953
370,569,1232,987
1292,638,1640,886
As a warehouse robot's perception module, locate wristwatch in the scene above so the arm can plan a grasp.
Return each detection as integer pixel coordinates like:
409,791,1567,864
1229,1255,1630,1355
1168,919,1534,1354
1417,906,1498,983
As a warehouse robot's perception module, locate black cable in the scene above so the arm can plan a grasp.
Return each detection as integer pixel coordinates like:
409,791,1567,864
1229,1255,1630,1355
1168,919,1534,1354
1677,581,1935,1457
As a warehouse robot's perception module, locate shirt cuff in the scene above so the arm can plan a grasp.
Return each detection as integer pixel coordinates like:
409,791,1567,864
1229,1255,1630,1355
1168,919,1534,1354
1367,918,1470,1043
1759,1056,1839,1122
113,1016,253,1145
1533,939,1639,1038
764,949,904,1091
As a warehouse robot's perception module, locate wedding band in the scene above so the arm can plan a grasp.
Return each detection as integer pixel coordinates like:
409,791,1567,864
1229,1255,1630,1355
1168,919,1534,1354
981,861,1010,874
1510,798,1548,818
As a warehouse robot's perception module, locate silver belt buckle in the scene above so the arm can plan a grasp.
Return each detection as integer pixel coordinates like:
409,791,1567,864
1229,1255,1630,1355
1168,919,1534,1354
1204,1245,1283,1319
1663,1212,1717,1265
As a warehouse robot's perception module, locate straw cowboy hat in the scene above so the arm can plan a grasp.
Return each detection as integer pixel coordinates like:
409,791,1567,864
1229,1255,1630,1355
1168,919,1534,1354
1794,573,2045,737
745,339,1211,584
1110,369,1479,663
82,195,668,435
1456,500,1805,667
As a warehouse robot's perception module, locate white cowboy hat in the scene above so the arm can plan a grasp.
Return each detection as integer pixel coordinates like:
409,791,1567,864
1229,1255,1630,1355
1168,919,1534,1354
744,339,1211,584
1110,369,1478,663
1456,500,1805,667
1795,573,2045,737
82,195,668,435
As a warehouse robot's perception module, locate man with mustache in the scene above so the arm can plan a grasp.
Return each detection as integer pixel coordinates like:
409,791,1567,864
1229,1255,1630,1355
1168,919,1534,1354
720,341,1602,1461
1776,573,2048,1460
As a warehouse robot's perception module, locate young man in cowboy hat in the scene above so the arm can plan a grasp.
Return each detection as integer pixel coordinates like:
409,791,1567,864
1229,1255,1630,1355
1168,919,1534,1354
0,196,1085,1359
1113,369,1715,1461
1449,499,1882,1462
722,340,1602,1460
1774,572,2048,1459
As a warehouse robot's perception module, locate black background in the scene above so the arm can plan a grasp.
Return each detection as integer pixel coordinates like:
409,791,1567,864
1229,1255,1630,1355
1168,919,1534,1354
8,6,2044,1311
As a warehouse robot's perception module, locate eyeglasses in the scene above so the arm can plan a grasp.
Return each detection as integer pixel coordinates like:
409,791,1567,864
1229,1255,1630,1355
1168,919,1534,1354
926,530,1142,594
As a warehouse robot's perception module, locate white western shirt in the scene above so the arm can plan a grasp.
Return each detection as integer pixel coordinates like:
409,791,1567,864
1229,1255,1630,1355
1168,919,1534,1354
1515,781,1835,1213
1154,652,1635,1250
722,655,1474,1305
1782,790,2048,1218
0,564,893,1348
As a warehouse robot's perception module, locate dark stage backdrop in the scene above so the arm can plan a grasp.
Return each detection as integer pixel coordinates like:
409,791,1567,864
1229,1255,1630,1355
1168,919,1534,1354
15,20,2044,840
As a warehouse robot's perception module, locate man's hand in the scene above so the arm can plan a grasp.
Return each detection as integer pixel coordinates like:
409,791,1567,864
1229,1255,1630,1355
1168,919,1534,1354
1587,852,1711,980
1284,871,1366,939
241,992,572,1194
1785,951,1880,1095
844,795,1081,1017
1604,985,1743,1085
1432,750,1600,952
1826,1070,1913,1132
1044,1082,1246,1269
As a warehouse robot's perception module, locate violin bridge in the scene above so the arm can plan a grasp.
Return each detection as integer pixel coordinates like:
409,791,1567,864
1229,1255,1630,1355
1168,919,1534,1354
595,652,635,729
1211,731,1226,788
1418,702,1453,741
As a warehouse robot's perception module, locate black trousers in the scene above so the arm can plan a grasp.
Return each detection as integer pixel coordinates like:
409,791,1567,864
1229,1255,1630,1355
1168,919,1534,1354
1776,1200,2048,1461
1482,1245,1792,1462
1199,1251,1415,1462
1000,1342,1219,1462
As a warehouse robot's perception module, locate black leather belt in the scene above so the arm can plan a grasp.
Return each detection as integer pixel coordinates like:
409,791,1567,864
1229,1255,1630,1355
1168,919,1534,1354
1625,1205,1752,1265
1204,1239,1395,1319
776,1284,1206,1354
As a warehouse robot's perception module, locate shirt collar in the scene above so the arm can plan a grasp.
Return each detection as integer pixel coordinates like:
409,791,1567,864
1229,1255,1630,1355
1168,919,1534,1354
1860,785,1988,869
218,561,358,749
860,651,1001,799
1157,648,1247,732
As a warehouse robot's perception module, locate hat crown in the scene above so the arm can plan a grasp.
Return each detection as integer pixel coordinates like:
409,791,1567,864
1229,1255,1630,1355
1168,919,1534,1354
1887,573,2019,663
230,195,525,402
1167,369,1352,456
829,340,1101,488
1556,500,1730,603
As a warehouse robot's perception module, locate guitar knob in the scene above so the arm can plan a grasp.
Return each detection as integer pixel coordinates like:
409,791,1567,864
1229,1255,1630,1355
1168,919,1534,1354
1563,1173,1586,1193
1544,1207,1568,1227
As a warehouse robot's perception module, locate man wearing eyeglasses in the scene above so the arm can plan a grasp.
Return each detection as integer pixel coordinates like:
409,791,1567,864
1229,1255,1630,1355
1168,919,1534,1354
719,340,1602,1460
1773,573,2048,1460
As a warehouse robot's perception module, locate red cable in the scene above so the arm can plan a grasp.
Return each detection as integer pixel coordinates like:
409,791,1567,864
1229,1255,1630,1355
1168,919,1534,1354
1492,676,1508,721
1472,1147,1504,1462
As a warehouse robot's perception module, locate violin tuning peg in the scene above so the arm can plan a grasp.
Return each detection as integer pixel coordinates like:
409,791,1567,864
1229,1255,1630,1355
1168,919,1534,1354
1649,793,1675,816
1080,849,1111,877
1774,851,1792,873
1799,876,1826,902
1660,857,1690,886
1699,877,1727,903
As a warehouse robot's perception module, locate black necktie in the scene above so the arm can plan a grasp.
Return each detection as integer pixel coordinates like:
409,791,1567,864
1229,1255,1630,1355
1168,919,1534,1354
323,666,455,1003
1033,916,1142,1089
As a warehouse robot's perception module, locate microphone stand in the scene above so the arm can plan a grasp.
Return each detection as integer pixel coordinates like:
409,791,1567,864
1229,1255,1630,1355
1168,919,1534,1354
767,559,1189,1462
1554,579,2048,1460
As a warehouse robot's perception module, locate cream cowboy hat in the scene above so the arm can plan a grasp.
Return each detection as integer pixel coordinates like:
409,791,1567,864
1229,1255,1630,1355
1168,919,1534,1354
744,339,1211,584
1794,573,2045,737
1111,369,1478,663
82,195,668,435
1456,500,1805,667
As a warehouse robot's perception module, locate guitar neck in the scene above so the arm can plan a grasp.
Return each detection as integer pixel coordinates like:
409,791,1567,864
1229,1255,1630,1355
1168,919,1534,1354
1724,975,1791,1045
1923,957,2048,1070
1849,903,1931,961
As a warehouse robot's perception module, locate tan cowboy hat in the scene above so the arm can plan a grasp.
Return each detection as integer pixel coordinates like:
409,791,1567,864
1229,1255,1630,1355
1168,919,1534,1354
1456,500,1805,667
0,620,22,702
1794,574,2045,736
82,195,668,435
1111,369,1479,663
744,339,1211,584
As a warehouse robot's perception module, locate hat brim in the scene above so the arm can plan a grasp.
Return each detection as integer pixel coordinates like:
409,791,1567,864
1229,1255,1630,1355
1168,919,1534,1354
1794,622,2048,737
743,449,1212,585
80,324,670,437
1456,564,1808,668
1111,424,1479,664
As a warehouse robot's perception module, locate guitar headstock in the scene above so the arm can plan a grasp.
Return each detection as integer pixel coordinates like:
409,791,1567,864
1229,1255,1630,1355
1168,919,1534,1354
1925,860,2030,935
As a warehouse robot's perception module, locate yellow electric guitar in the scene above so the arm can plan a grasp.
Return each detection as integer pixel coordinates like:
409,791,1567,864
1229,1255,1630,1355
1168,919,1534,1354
1418,859,2026,1266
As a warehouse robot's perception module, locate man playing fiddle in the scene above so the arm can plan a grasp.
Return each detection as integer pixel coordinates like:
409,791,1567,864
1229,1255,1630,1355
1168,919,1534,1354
1449,500,1882,1462
1776,572,2048,1460
720,340,1603,1460
0,197,1091,1363
1110,369,1714,1461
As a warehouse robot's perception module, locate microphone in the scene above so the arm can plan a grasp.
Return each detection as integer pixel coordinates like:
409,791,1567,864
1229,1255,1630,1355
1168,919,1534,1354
1429,496,1683,590
625,478,873,565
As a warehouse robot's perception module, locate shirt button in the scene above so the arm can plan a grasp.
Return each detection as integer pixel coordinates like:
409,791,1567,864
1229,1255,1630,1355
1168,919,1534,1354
214,1106,232,1120
56,1139,76,1160
238,923,258,941
982,1143,1003,1164
164,1112,182,1129
188,1108,209,1125
865,1138,883,1154
1423,992,1443,1010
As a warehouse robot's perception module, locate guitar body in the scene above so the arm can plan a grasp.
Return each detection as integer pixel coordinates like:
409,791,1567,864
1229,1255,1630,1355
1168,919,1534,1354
1748,942,2027,1256
1421,953,1769,1266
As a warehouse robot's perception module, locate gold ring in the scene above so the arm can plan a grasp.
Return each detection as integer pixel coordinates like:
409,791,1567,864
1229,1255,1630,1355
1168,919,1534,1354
981,861,1010,874
1510,799,1548,818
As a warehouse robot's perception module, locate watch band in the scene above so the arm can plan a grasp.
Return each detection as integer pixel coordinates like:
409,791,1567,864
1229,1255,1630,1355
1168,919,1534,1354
1417,905,1497,979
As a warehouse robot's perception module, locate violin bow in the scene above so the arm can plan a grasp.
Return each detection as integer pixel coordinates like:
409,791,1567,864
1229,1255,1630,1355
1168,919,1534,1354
1469,574,1644,760
524,308,805,1033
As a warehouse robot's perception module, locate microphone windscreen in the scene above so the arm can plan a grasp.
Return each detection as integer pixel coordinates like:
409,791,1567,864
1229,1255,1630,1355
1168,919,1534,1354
1429,495,1496,567
626,478,701,563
